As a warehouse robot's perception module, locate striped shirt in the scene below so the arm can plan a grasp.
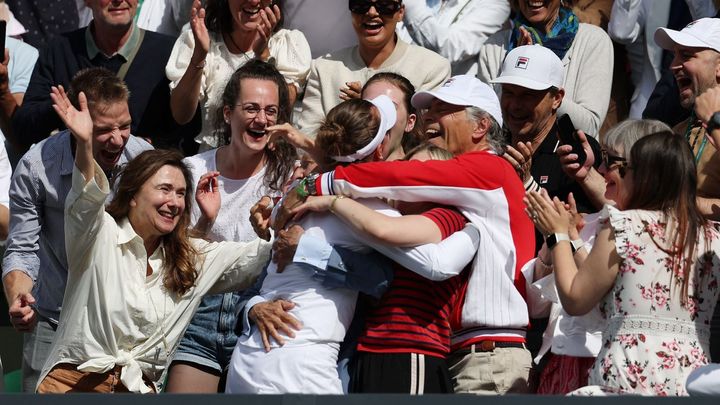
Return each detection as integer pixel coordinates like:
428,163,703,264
357,207,468,358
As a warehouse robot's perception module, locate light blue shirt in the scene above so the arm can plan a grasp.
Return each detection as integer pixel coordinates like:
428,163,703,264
1,130,153,323
6,36,38,95
2,36,38,159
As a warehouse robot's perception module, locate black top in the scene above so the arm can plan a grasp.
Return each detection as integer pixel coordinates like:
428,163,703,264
12,26,199,151
509,121,602,252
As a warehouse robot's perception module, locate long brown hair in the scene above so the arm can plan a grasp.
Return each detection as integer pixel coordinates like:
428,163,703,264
214,59,297,192
626,131,707,302
106,150,199,296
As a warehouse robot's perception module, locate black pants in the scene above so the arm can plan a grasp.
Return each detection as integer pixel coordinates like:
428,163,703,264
350,352,454,394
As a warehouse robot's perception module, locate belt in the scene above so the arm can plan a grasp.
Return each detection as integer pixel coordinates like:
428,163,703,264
454,341,526,354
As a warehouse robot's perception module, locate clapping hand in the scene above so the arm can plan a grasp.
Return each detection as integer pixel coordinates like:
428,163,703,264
189,0,209,57
253,3,281,59
504,141,533,183
524,189,572,236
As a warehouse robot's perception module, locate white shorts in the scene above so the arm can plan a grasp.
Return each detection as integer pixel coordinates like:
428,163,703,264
225,342,342,394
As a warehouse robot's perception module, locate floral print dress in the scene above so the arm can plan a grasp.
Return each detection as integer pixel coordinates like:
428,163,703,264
574,206,720,396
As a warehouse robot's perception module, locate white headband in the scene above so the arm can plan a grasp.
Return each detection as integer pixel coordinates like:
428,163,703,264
332,95,397,163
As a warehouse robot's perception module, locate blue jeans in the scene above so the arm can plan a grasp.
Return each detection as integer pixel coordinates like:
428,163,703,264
173,293,240,374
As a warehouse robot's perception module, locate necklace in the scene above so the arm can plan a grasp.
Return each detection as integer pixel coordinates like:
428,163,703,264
224,32,252,55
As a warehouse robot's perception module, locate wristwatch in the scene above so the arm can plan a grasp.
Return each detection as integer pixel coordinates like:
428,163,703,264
546,233,570,251
707,111,720,133
571,238,584,253
547,233,583,253
305,173,320,196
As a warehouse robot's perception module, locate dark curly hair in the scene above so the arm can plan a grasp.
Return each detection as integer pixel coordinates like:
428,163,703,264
213,59,297,192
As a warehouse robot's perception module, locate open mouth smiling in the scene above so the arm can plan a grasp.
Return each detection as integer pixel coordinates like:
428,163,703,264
243,6,262,16
158,209,178,220
676,76,692,91
362,20,384,32
100,149,122,163
247,128,267,139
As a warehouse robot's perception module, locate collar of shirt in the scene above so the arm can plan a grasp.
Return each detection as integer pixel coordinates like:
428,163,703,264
116,217,167,281
117,217,144,246
85,22,140,60
536,121,561,155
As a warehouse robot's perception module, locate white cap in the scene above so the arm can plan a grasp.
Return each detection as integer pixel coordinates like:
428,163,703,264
490,45,564,91
655,18,720,53
412,75,503,127
332,94,397,163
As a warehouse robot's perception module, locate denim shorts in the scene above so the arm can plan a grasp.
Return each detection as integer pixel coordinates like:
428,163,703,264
173,292,241,373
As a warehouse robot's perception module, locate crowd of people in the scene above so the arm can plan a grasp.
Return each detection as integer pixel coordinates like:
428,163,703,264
0,0,720,396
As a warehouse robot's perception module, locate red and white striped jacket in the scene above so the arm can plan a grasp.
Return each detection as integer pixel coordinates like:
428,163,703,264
312,150,535,348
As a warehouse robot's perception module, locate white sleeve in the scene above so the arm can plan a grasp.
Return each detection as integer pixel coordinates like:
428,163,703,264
269,29,313,90
201,238,272,295
556,26,614,137
363,223,480,281
608,0,643,44
64,162,111,274
402,0,510,65
521,259,556,318
165,30,207,100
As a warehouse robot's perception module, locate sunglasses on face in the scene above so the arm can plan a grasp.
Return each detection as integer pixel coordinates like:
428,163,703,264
601,149,630,177
349,0,402,16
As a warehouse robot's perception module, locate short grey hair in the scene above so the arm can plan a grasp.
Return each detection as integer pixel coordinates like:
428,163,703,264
465,106,506,155
603,119,672,159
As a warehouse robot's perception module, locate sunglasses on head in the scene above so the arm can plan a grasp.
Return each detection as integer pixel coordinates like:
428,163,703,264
601,149,630,177
349,0,402,16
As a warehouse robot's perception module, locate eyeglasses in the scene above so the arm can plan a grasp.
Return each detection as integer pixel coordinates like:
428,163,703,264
349,0,402,16
236,104,279,120
601,149,631,177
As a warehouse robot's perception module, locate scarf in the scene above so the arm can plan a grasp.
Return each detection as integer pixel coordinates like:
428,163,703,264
508,6,579,60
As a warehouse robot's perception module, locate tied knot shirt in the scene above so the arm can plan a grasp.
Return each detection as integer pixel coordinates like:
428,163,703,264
39,162,271,393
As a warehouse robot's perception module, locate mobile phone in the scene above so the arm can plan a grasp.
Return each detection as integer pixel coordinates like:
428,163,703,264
0,20,6,60
557,114,586,166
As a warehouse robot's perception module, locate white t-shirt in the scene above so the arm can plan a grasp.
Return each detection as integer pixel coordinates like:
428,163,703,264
183,149,274,243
